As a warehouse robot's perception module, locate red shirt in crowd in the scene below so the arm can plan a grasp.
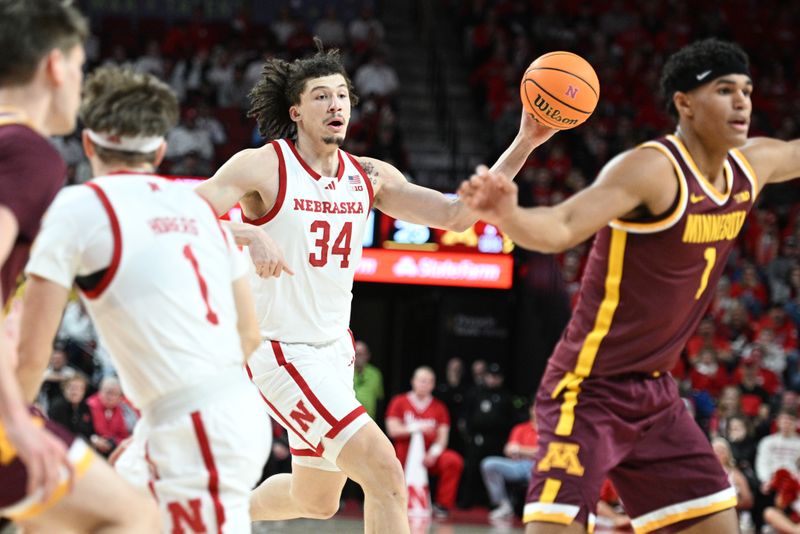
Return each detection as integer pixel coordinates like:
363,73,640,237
385,392,449,464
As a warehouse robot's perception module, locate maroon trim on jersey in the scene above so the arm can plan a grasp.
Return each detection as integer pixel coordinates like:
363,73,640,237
241,140,288,226
82,182,122,300
345,153,374,212
144,441,160,501
196,193,229,248
190,411,226,533
285,138,345,182
269,341,339,427
325,406,367,439
245,364,325,455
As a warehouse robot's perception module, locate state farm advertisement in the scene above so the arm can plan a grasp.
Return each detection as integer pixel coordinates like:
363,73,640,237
355,249,513,289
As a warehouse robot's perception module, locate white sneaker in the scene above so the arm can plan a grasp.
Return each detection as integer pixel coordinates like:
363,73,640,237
488,501,514,520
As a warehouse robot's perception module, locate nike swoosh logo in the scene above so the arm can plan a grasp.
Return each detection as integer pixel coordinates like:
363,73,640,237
690,194,706,204
696,70,712,81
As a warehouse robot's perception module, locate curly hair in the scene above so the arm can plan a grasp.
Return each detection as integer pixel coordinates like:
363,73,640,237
660,38,750,118
248,38,358,141
0,0,88,86
80,66,179,165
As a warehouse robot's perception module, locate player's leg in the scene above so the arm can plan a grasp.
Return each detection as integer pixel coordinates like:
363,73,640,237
17,453,160,533
250,466,347,520
764,506,800,534
677,508,739,533
428,449,463,512
336,420,409,534
526,522,587,533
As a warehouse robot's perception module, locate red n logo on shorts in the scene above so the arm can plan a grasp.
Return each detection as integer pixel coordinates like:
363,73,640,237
167,499,207,533
290,400,317,432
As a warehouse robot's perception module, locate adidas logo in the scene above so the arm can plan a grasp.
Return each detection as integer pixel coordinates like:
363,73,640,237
324,181,336,190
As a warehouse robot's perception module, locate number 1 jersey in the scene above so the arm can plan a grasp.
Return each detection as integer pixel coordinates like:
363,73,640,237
243,139,374,344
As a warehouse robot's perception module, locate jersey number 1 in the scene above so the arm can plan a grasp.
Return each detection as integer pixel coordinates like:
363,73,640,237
695,246,717,300
183,244,219,325
309,221,352,268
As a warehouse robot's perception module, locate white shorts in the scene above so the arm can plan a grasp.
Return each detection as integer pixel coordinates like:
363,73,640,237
116,368,270,533
246,332,371,472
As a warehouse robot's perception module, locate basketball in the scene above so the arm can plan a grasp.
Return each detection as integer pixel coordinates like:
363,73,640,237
520,51,600,130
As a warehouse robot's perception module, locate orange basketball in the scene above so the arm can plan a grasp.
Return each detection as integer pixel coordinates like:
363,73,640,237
520,51,600,130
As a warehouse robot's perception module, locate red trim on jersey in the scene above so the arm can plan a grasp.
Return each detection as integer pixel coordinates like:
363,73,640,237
289,447,323,457
345,153,374,212
241,140,287,226
245,364,325,455
285,138,345,181
82,182,122,299
144,441,160,502
270,341,339,427
197,193,230,248
190,411,226,534
325,405,367,439
347,328,356,351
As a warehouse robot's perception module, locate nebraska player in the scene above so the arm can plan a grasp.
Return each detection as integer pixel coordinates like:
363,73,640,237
196,40,555,532
17,67,269,533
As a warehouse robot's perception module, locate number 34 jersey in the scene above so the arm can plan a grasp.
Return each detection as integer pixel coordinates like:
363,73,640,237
26,174,248,409
242,139,374,344
547,135,758,380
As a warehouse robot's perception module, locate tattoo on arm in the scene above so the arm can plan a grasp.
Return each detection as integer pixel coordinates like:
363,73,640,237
360,159,379,186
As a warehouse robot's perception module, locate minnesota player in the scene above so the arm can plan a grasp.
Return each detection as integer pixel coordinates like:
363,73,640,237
196,41,555,532
459,38,800,533
0,2,159,531
17,67,270,532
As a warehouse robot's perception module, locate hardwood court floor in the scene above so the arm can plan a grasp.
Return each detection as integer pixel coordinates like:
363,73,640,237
253,517,525,533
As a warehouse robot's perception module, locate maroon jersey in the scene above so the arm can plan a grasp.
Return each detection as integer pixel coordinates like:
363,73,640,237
547,134,757,381
0,113,66,304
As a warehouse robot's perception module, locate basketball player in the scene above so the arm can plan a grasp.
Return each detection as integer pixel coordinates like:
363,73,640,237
17,66,270,532
0,2,159,531
196,42,555,532
458,38,800,534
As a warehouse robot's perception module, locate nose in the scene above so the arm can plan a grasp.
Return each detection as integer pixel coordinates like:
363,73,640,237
330,95,343,113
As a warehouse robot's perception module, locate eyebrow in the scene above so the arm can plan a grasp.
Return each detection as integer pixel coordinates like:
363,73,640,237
310,84,349,92
714,77,753,86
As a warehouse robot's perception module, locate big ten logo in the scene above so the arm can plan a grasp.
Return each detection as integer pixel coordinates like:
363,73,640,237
167,499,207,533
290,399,317,433
536,442,585,476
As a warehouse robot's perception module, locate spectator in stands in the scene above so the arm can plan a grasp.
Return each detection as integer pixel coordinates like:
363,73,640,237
48,373,93,441
353,49,399,100
713,437,754,510
38,348,77,409
195,101,227,145
686,317,732,363
710,385,743,438
756,411,800,495
480,402,538,520
386,366,464,518
470,358,487,389
764,460,800,533
166,107,214,162
270,6,295,46
170,150,213,177
462,362,514,507
349,4,385,48
732,263,769,318
133,39,165,79
85,376,131,457
724,415,758,484
767,236,798,304
314,6,348,48
689,347,729,398
436,357,468,455
353,340,384,420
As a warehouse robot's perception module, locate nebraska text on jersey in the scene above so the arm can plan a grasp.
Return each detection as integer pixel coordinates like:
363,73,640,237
293,198,364,214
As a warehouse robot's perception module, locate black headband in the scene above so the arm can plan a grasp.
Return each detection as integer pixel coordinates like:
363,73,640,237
673,57,751,93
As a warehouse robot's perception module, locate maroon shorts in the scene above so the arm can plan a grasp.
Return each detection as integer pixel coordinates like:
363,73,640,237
524,371,736,533
0,413,82,514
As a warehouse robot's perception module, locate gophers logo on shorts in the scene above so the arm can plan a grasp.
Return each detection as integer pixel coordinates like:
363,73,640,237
537,442,585,476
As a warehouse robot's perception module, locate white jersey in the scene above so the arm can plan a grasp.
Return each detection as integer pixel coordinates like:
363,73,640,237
26,174,248,409
244,139,373,344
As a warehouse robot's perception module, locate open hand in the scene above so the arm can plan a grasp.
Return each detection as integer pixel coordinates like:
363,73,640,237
457,165,519,226
6,417,74,502
519,110,558,147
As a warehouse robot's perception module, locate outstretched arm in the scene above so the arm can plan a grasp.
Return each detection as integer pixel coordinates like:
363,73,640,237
370,113,557,231
196,148,293,277
741,137,800,188
457,148,670,253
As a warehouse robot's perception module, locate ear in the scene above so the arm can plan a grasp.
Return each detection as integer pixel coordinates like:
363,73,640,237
44,48,66,87
153,141,167,167
81,130,95,158
289,105,301,123
673,91,693,119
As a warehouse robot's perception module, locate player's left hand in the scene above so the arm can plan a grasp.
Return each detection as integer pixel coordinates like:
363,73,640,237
457,166,519,226
519,109,558,147
5,417,74,502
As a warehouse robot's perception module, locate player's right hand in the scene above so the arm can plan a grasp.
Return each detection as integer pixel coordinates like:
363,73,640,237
248,231,294,278
5,417,74,502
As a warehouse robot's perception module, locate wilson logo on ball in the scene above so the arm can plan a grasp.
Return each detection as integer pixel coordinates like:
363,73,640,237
533,94,579,127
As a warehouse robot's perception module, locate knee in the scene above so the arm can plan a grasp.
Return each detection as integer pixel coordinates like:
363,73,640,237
442,451,464,472
481,456,499,473
292,492,340,520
